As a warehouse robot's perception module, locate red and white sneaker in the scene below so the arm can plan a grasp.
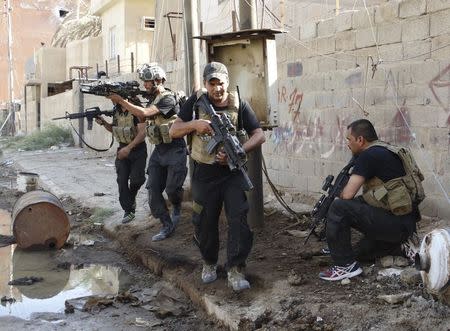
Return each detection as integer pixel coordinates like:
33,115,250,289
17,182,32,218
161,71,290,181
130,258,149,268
319,261,362,281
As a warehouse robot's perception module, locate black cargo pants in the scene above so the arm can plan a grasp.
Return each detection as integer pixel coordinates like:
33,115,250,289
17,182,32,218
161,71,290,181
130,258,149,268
115,142,147,213
191,165,253,269
146,145,187,220
326,197,417,265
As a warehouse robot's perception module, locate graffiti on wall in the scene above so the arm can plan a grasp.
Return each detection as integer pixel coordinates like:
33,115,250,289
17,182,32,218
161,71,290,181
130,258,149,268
273,84,349,157
429,64,450,145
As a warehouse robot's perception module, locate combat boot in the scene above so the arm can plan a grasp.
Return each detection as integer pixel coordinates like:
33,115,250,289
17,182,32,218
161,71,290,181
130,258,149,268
171,204,181,227
151,215,174,241
227,266,250,291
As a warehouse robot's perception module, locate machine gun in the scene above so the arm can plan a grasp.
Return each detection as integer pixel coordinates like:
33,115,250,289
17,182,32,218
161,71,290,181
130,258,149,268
196,94,253,191
304,157,356,244
80,80,151,100
52,106,115,130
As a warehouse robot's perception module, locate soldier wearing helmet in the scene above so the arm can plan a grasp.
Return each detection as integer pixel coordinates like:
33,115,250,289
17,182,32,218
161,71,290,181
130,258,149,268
108,63,187,242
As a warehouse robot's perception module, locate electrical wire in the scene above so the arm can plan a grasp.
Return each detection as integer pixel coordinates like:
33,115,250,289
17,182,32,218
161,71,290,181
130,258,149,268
261,154,310,221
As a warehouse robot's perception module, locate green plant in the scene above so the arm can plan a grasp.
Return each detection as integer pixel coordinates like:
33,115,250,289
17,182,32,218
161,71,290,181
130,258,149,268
1,124,74,151
90,207,115,224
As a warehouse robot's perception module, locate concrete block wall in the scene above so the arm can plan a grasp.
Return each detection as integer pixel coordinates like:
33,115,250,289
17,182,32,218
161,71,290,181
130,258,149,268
266,0,450,219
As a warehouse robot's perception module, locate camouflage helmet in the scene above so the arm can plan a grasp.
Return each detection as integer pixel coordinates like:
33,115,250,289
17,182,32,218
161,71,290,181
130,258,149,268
137,63,166,82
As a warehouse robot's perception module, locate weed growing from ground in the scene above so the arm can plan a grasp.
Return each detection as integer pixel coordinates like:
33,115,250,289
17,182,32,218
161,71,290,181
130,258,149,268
1,124,74,151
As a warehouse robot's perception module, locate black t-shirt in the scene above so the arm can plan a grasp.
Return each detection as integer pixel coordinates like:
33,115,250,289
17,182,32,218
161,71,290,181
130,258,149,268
179,93,261,181
147,92,186,151
352,145,406,182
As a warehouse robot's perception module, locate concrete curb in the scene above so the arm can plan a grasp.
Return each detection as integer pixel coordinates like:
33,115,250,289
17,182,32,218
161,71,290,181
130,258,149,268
102,220,246,330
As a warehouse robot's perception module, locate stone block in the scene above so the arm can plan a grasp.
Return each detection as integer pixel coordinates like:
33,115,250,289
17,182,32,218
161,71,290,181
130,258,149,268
333,89,353,108
431,32,450,58
377,23,402,45
336,30,356,51
379,43,403,62
402,16,430,42
352,7,375,29
356,28,377,49
318,18,335,37
410,60,440,83
430,9,450,37
336,53,358,70
336,11,352,32
300,21,317,40
375,1,400,24
404,39,431,61
399,0,426,18
302,57,319,75
317,57,337,73
426,0,450,13
315,91,334,108
317,36,335,55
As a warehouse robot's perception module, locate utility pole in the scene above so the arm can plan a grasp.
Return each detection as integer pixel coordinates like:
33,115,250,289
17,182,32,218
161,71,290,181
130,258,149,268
239,0,264,229
183,0,200,94
6,0,15,136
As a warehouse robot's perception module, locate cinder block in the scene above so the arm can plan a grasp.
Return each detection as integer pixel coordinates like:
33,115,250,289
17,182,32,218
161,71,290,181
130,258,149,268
399,0,426,18
317,57,337,73
333,89,353,108
336,30,356,51
402,16,430,42
379,43,403,62
352,7,375,29
375,1,400,24
430,9,450,37
378,23,402,45
431,32,450,59
315,91,334,108
300,92,316,109
410,60,440,83
317,36,336,55
297,158,316,176
436,197,450,219
427,0,450,13
318,18,335,37
356,28,377,49
404,39,431,61
336,53,358,70
300,21,317,40
302,57,319,75
336,11,352,32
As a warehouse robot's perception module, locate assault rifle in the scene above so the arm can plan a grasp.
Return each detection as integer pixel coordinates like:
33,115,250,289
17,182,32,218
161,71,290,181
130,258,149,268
304,157,356,244
80,80,151,100
52,106,115,130
196,94,253,191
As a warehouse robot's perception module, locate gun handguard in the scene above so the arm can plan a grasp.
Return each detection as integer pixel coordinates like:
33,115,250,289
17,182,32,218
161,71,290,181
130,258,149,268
304,158,356,244
80,80,151,100
52,106,115,130
197,94,253,191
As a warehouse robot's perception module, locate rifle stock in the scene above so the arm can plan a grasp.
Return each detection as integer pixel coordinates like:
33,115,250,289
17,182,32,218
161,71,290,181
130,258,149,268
304,158,356,244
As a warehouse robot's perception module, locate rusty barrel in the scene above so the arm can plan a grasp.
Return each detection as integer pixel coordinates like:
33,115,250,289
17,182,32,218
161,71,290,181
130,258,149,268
11,190,70,249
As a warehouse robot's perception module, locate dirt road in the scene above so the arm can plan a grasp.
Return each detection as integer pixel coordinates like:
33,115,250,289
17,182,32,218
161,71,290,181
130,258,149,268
1,146,449,330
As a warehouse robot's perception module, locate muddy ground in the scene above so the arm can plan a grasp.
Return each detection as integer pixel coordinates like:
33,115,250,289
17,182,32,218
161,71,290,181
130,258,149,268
0,183,223,331
1,153,449,331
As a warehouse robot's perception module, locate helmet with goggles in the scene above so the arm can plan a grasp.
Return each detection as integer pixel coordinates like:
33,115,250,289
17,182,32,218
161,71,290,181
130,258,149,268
137,63,166,82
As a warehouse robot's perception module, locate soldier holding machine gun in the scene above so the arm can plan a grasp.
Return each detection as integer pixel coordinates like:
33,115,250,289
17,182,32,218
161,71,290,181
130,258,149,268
95,96,147,224
318,119,424,281
169,62,265,291
107,64,188,242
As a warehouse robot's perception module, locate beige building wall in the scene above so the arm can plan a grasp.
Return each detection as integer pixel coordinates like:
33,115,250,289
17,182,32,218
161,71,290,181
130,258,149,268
91,0,155,75
66,36,103,79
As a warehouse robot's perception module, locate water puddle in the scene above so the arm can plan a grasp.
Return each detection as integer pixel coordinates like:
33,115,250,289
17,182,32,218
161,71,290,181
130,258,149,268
0,209,128,320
